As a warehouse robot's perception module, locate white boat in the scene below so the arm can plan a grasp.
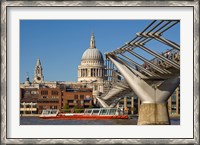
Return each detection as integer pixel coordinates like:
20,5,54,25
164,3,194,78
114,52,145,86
39,107,128,120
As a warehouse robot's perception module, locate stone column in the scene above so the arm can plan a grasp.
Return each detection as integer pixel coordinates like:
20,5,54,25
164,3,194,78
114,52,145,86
88,68,90,77
95,68,97,77
138,103,170,125
100,68,102,77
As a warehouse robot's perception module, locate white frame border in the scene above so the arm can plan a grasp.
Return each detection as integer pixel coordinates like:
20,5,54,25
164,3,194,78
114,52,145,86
1,1,199,144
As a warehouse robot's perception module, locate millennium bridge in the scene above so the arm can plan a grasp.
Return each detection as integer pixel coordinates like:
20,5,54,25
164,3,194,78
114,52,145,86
97,20,180,125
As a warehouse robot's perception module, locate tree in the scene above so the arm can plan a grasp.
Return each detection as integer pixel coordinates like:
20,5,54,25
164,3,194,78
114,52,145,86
74,105,83,113
63,103,70,113
89,104,93,109
63,103,69,110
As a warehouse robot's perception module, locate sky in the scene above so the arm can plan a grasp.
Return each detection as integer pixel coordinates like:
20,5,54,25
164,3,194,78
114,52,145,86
20,20,180,83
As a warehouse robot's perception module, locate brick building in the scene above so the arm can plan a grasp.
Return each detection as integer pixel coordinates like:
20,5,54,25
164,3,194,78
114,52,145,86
62,88,93,109
37,88,62,114
20,88,39,114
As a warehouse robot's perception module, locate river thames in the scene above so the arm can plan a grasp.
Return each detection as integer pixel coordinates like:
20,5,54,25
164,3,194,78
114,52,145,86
20,116,180,125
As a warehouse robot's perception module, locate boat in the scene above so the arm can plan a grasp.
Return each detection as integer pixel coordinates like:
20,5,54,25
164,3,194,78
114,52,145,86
39,107,128,120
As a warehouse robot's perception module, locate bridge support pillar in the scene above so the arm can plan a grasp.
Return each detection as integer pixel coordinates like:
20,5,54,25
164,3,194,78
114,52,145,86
108,55,179,125
138,103,170,125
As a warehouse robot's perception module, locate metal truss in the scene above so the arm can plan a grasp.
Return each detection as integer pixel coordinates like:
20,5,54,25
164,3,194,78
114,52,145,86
105,20,180,80
97,20,180,107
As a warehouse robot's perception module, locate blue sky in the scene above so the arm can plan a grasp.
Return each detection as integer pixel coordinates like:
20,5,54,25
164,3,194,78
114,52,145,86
20,20,180,83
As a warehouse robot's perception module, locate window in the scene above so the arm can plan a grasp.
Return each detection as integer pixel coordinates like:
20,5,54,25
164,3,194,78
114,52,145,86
43,96,47,99
31,91,37,94
74,94,78,100
41,90,48,95
25,91,30,94
39,106,43,109
68,100,73,103
80,95,84,100
52,91,58,95
52,96,58,99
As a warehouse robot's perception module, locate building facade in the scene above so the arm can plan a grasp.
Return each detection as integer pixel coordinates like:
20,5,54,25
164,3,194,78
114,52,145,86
20,88,39,114
20,84,93,114
62,88,93,110
37,88,62,114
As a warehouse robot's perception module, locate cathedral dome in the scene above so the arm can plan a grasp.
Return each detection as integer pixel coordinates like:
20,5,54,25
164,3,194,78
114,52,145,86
81,32,104,64
82,48,104,61
78,32,105,83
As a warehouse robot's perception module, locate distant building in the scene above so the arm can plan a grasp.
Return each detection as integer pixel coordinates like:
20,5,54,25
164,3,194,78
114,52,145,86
37,88,62,114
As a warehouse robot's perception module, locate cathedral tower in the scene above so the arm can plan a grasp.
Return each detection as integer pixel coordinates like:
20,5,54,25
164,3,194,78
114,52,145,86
33,58,44,83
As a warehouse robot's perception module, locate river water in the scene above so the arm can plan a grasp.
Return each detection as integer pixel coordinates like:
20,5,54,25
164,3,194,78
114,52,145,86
20,116,180,125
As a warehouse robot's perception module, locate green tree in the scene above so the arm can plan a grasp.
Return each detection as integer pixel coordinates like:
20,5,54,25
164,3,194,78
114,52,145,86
63,103,69,109
89,104,93,109
74,105,84,113
63,103,70,113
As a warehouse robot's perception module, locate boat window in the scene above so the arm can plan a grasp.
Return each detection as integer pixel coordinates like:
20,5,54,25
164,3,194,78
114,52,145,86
109,109,117,115
85,109,92,114
92,109,100,114
100,109,108,115
50,110,57,114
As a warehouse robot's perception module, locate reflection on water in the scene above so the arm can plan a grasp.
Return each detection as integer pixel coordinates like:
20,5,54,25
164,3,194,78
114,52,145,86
20,116,180,125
